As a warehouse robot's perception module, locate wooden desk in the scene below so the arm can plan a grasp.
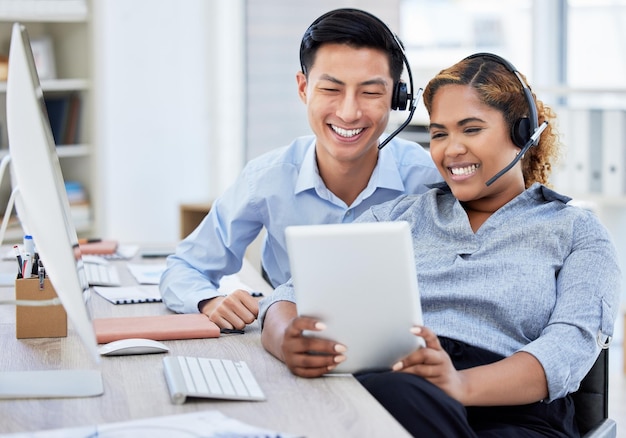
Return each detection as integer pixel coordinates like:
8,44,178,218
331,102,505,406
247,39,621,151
0,256,410,437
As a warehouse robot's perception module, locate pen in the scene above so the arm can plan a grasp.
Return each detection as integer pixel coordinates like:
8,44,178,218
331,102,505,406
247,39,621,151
78,238,102,244
38,260,45,290
22,253,32,279
31,252,39,276
220,328,246,335
23,235,35,257
13,245,23,278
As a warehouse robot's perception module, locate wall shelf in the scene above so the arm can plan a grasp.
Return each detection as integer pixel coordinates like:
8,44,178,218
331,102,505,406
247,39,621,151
0,1,95,240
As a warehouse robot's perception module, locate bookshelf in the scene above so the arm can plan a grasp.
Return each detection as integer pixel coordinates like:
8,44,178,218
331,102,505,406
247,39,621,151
0,0,93,242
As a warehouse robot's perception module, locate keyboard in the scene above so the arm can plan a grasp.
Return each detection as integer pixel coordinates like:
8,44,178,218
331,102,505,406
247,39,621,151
163,356,266,405
83,262,121,287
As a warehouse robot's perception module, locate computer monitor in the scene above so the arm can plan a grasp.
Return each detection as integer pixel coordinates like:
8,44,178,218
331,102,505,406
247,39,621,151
1,22,102,398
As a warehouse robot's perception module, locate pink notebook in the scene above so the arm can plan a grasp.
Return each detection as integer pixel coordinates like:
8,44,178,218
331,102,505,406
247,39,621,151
79,239,118,255
93,313,220,344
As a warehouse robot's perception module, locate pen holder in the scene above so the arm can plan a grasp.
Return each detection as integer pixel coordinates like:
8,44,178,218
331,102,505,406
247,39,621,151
15,277,67,339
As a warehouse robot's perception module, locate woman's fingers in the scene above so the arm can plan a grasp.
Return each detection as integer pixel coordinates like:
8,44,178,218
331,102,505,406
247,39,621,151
282,316,347,377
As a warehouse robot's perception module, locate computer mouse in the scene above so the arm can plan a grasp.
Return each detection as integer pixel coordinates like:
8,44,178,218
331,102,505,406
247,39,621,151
98,338,170,356
82,254,110,265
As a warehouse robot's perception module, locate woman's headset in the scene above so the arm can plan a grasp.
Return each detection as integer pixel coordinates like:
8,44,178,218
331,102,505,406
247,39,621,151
463,53,548,186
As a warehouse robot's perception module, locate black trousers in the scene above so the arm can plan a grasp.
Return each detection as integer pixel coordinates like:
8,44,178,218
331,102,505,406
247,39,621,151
356,338,579,438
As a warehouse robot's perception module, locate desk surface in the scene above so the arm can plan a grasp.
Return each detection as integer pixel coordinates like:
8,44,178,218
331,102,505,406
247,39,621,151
0,253,410,437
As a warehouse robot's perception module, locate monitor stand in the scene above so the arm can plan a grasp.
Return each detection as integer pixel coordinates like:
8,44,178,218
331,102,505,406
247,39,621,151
0,369,103,398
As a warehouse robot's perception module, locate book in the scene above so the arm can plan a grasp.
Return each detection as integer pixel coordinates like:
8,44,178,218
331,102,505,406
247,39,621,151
65,180,87,203
63,93,82,144
79,239,118,255
92,313,220,343
93,285,161,305
45,95,70,144
70,202,91,225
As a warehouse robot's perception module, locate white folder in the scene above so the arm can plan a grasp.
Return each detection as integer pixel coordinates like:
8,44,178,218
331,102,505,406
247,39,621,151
601,109,626,197
550,107,574,192
569,109,593,195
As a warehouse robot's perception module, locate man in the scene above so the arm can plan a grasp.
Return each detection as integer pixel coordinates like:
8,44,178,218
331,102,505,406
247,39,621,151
159,8,441,329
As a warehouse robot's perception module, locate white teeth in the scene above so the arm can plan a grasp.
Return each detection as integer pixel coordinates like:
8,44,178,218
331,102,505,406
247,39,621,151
332,125,363,138
450,164,479,176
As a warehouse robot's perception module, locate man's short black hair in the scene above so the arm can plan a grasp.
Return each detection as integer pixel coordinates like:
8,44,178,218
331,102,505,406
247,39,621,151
299,8,405,84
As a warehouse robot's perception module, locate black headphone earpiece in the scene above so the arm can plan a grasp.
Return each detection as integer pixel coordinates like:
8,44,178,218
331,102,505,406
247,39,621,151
511,117,531,149
391,80,409,111
464,52,539,149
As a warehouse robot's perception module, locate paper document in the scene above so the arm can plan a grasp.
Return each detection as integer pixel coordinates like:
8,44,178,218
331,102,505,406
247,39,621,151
126,263,166,284
2,409,302,437
93,285,161,304
218,272,255,294
125,263,255,293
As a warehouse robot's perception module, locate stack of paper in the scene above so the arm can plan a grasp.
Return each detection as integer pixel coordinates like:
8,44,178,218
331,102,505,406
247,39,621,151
3,410,301,437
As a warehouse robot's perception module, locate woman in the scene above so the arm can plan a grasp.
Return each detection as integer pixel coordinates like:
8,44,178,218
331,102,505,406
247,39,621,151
259,54,621,437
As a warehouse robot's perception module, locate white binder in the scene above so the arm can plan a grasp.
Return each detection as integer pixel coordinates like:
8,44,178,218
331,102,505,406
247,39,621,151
601,110,626,197
550,107,574,192
572,109,593,194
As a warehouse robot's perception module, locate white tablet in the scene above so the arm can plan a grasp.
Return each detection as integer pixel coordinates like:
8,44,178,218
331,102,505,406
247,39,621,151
285,221,423,374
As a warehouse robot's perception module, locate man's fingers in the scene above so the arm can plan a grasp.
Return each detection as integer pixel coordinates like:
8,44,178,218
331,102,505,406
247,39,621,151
209,292,259,329
230,289,261,314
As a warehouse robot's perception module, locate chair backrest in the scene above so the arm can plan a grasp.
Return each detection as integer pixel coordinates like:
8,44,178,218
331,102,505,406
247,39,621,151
571,348,609,435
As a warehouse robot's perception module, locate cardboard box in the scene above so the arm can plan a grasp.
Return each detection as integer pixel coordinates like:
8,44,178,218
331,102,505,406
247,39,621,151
179,202,212,239
15,277,67,339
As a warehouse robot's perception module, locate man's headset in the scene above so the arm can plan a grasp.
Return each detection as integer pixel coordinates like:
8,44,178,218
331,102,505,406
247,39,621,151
463,53,549,186
299,8,418,150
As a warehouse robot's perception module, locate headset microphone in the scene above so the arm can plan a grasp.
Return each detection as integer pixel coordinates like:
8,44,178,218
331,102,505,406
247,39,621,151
378,88,422,150
376,24,418,150
485,121,548,186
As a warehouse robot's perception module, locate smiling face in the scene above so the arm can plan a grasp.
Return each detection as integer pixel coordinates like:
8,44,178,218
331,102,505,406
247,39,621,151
428,84,525,211
297,43,392,171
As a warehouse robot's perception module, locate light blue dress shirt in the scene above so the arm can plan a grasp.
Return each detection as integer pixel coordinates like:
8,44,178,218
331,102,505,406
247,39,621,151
160,135,442,314
260,182,621,401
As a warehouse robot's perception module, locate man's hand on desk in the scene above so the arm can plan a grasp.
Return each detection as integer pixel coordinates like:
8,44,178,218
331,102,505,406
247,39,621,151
199,289,261,330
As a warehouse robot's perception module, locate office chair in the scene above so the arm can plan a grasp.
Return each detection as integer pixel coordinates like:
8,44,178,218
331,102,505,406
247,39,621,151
572,348,617,438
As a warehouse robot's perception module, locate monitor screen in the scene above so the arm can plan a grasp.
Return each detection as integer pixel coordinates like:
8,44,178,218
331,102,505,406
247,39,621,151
6,23,99,362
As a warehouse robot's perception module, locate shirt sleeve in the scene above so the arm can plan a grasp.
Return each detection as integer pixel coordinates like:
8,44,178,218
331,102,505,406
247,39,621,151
159,167,264,314
258,278,296,327
519,211,621,401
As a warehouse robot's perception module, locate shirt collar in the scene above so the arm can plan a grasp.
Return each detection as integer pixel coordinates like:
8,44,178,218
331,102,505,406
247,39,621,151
374,146,406,192
431,181,572,205
294,139,319,195
294,138,406,196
